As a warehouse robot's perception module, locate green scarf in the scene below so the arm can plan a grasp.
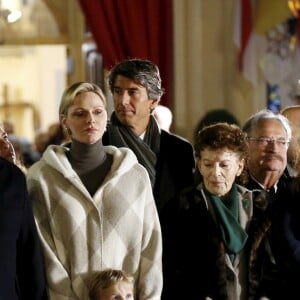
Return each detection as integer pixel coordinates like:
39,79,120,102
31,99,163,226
209,184,248,259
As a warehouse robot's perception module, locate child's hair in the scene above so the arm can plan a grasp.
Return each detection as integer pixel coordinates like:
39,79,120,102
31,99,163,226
88,268,134,300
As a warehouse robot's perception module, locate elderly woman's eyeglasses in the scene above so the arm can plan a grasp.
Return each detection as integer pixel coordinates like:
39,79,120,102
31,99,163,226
247,137,290,148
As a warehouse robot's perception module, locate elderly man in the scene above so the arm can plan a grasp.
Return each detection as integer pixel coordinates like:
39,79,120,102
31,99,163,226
243,109,291,191
242,109,292,299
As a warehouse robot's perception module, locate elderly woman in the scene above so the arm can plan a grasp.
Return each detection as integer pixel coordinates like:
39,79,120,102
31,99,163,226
161,122,253,300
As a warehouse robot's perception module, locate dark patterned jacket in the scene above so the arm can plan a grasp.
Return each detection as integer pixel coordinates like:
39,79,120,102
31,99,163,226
161,183,253,300
271,177,300,299
245,173,291,300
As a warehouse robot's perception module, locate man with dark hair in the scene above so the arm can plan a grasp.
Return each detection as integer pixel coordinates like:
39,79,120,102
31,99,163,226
103,58,195,215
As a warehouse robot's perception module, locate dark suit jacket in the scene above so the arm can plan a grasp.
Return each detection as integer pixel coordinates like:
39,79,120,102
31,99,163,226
103,129,195,215
0,158,47,300
245,171,290,299
273,177,300,299
152,130,195,213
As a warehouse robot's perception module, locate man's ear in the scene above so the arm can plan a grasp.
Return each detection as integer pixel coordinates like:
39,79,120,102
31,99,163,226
150,99,159,113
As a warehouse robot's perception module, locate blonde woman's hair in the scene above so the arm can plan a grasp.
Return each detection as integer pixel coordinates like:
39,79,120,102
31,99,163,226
59,82,107,117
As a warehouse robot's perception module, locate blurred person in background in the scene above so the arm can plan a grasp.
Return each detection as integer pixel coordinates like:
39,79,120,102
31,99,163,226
30,123,71,163
153,104,173,132
3,120,34,167
194,108,240,144
281,105,300,176
0,123,27,173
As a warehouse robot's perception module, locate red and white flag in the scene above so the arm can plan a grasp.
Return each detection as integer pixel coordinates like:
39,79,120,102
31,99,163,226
234,0,292,86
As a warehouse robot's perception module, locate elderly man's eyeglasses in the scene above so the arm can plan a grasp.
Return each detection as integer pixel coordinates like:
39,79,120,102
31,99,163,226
247,137,289,148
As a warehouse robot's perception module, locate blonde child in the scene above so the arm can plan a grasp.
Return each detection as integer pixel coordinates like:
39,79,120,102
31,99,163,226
88,269,134,300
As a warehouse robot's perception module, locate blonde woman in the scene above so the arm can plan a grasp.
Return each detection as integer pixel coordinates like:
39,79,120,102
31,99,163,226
27,82,162,300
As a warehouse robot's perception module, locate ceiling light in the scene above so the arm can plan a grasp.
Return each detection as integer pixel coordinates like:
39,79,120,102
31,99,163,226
7,10,22,23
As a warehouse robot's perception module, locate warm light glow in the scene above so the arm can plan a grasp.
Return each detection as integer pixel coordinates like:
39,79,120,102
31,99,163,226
1,0,21,12
0,0,23,23
288,0,300,17
7,10,22,23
